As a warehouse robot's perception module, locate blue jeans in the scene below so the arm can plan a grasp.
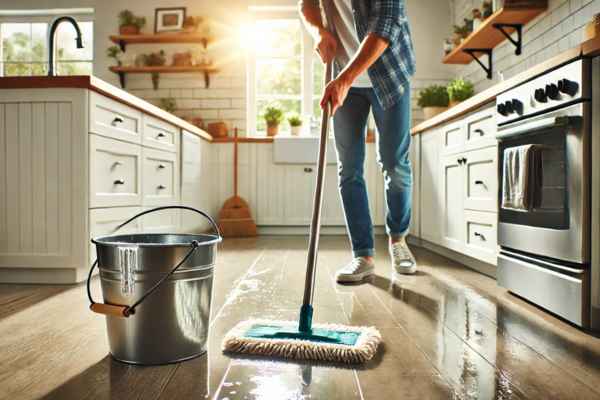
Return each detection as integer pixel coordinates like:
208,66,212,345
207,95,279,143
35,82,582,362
332,85,412,257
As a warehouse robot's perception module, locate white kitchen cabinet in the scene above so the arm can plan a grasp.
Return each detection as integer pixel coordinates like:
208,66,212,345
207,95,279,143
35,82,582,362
441,154,465,253
0,88,210,283
464,210,497,265
420,130,442,245
180,130,214,233
463,146,498,212
256,144,286,225
408,133,421,238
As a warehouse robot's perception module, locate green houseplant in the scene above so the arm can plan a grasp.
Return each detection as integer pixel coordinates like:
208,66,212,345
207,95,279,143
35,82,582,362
417,85,449,120
159,97,177,114
288,113,303,136
106,45,122,66
263,105,284,136
118,10,146,35
447,78,475,107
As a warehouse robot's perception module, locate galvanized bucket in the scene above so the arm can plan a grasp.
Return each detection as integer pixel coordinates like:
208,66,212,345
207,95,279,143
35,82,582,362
87,206,222,365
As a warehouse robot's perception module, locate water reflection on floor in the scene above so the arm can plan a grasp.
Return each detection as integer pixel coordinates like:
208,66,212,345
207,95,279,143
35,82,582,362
2,235,600,400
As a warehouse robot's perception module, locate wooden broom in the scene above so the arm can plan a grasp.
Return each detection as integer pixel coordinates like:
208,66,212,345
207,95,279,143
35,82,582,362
217,128,258,237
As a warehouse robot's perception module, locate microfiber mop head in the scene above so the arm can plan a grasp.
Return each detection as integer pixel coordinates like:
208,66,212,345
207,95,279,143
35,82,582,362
222,319,382,364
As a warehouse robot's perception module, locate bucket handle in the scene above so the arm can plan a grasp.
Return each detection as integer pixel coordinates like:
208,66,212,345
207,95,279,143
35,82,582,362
87,206,221,318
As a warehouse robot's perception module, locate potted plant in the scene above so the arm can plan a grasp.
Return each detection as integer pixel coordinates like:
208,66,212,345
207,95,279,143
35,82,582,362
106,45,123,66
263,105,284,137
418,85,450,120
118,10,146,35
447,78,475,107
453,24,471,44
482,1,493,19
159,98,176,113
288,113,303,136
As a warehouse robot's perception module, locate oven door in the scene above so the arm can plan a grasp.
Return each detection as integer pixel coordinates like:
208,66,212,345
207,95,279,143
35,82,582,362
496,103,590,264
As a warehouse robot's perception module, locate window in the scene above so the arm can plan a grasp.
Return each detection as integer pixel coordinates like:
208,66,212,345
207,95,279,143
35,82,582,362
0,12,93,77
246,8,324,135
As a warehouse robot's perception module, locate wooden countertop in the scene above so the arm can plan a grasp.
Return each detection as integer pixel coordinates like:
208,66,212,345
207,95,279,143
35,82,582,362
0,75,213,142
411,36,600,135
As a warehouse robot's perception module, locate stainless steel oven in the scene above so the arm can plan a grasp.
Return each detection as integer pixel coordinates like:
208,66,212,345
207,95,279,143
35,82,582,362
495,59,595,328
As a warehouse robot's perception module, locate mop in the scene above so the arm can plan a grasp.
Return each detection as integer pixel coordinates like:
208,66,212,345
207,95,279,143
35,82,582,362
222,62,382,364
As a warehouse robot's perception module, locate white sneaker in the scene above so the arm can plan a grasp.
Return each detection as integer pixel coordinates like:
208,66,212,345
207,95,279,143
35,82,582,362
336,257,375,283
390,238,417,275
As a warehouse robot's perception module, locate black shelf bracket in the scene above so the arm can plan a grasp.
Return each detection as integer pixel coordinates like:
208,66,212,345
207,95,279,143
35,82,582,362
492,23,523,55
117,40,126,52
117,71,126,89
463,48,493,80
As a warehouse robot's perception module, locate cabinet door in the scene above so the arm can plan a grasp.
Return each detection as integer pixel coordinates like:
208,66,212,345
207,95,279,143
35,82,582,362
256,144,285,225
284,165,315,225
463,146,498,212
441,121,465,156
420,131,442,244
180,131,213,233
142,147,179,206
441,154,465,252
321,164,346,226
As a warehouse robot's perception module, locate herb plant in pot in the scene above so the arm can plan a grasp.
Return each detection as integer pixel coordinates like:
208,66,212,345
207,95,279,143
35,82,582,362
288,113,303,136
418,85,449,120
263,105,284,137
106,46,123,66
447,78,474,107
118,10,146,35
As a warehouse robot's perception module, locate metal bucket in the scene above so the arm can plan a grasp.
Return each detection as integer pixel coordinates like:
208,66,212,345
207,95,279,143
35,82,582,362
87,206,222,365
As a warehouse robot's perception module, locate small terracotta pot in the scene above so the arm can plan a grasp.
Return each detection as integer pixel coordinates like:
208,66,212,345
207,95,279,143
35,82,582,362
423,106,449,120
119,25,140,35
449,100,461,108
266,124,279,137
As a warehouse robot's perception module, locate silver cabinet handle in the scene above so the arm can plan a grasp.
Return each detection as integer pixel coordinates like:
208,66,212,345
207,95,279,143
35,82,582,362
304,167,313,173
111,116,124,126
114,179,125,185
474,232,486,241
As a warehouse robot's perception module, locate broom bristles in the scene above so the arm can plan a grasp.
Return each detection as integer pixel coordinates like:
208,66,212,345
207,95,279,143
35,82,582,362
222,319,382,364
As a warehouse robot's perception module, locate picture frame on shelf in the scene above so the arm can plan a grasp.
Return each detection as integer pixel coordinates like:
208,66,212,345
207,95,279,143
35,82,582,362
154,7,186,33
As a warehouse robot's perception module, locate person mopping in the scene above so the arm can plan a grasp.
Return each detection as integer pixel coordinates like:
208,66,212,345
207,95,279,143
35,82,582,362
301,0,417,283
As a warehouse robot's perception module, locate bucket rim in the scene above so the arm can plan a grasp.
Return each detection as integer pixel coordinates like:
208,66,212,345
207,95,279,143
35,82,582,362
91,232,222,248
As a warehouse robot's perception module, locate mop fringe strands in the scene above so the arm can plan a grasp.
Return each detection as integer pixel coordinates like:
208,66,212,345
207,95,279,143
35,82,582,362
222,319,382,364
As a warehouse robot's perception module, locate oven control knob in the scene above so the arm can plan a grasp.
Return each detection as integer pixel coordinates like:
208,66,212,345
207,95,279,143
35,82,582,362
558,79,578,96
497,102,508,116
504,100,515,114
534,88,547,103
545,83,560,100
511,99,523,115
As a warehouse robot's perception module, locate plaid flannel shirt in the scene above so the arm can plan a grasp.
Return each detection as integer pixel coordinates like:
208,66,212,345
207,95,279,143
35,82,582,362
301,0,416,109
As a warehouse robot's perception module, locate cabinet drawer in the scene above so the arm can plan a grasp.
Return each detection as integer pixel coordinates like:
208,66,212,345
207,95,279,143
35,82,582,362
464,210,497,265
465,108,496,150
90,135,142,208
464,146,497,212
140,207,180,233
142,148,179,206
89,207,142,262
442,121,465,155
143,114,179,152
90,92,142,144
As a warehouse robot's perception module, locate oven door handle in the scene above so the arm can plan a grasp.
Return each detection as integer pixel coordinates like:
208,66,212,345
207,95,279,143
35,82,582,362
496,116,581,140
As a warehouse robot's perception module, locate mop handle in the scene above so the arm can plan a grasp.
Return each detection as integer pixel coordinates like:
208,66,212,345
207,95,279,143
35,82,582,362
301,61,333,318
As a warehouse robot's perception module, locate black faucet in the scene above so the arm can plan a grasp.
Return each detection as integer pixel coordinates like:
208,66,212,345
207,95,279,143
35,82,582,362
47,16,84,76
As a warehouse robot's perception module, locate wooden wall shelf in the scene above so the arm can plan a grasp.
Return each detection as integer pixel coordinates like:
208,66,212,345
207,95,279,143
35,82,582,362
109,65,219,89
110,33,211,51
443,6,547,66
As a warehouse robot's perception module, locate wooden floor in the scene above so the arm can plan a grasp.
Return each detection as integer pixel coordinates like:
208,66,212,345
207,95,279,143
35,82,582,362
2,235,600,400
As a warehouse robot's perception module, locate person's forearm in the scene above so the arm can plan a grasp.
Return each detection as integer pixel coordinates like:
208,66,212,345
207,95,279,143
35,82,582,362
299,2,326,38
339,33,389,83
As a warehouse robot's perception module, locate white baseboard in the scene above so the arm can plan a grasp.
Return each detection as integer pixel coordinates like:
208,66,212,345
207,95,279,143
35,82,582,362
0,267,88,284
407,235,497,279
257,226,386,236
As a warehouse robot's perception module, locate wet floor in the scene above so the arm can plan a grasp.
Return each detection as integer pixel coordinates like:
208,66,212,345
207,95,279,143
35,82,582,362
1,235,600,399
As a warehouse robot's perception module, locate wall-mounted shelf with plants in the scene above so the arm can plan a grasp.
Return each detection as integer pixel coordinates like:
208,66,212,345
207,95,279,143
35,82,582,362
108,9,217,90
443,1,548,79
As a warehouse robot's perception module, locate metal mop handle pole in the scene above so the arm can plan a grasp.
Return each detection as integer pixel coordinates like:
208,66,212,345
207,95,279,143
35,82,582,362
299,61,333,333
